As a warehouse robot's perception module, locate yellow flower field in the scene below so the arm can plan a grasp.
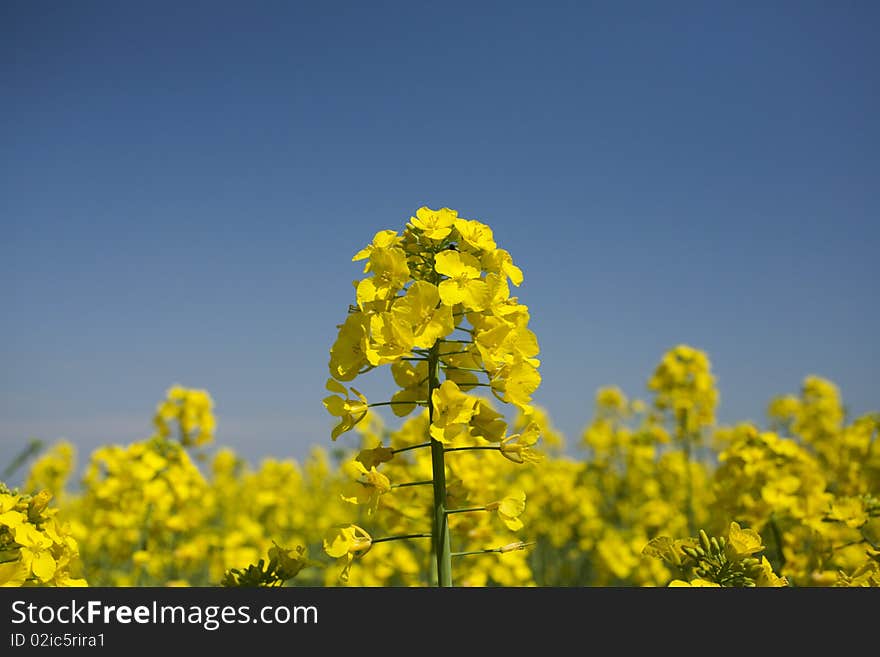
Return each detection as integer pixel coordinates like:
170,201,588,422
3,208,878,588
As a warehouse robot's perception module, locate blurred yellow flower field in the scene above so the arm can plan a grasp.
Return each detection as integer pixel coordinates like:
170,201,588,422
3,209,878,588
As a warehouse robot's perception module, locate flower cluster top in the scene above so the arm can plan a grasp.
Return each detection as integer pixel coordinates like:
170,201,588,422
325,206,541,452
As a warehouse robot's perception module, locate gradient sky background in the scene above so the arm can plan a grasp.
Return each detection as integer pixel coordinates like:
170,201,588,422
2,1,878,479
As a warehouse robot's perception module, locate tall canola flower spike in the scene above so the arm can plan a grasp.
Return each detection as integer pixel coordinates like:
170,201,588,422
323,206,544,585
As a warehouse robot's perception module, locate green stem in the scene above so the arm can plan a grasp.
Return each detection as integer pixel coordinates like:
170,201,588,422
391,480,434,489
445,506,487,515
391,442,432,454
449,543,535,558
768,516,787,570
371,533,432,544
2,438,43,480
678,409,695,537
442,366,486,373
428,341,453,587
440,339,473,344
452,548,503,557
831,538,867,552
444,445,501,453
369,401,428,408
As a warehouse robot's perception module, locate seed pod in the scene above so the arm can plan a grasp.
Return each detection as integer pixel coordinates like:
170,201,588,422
746,563,765,577
682,546,697,559
699,530,711,553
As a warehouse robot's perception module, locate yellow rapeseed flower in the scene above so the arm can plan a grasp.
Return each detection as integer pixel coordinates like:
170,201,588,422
434,250,490,311
486,491,527,531
323,379,369,441
392,281,454,348
454,218,496,252
409,206,457,240
430,380,479,443
323,524,372,583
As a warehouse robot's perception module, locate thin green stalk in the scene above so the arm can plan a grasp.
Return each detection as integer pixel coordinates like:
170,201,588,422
678,409,695,537
451,542,534,558
451,548,504,558
392,480,434,489
428,341,452,587
445,506,487,515
831,538,867,552
371,533,432,544
391,442,432,455
2,438,43,480
444,445,501,453
768,516,787,571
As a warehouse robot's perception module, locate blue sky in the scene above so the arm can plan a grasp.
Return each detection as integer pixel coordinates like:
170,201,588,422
2,1,878,476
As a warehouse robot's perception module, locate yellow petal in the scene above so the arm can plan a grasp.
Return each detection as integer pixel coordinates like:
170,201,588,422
30,551,57,582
